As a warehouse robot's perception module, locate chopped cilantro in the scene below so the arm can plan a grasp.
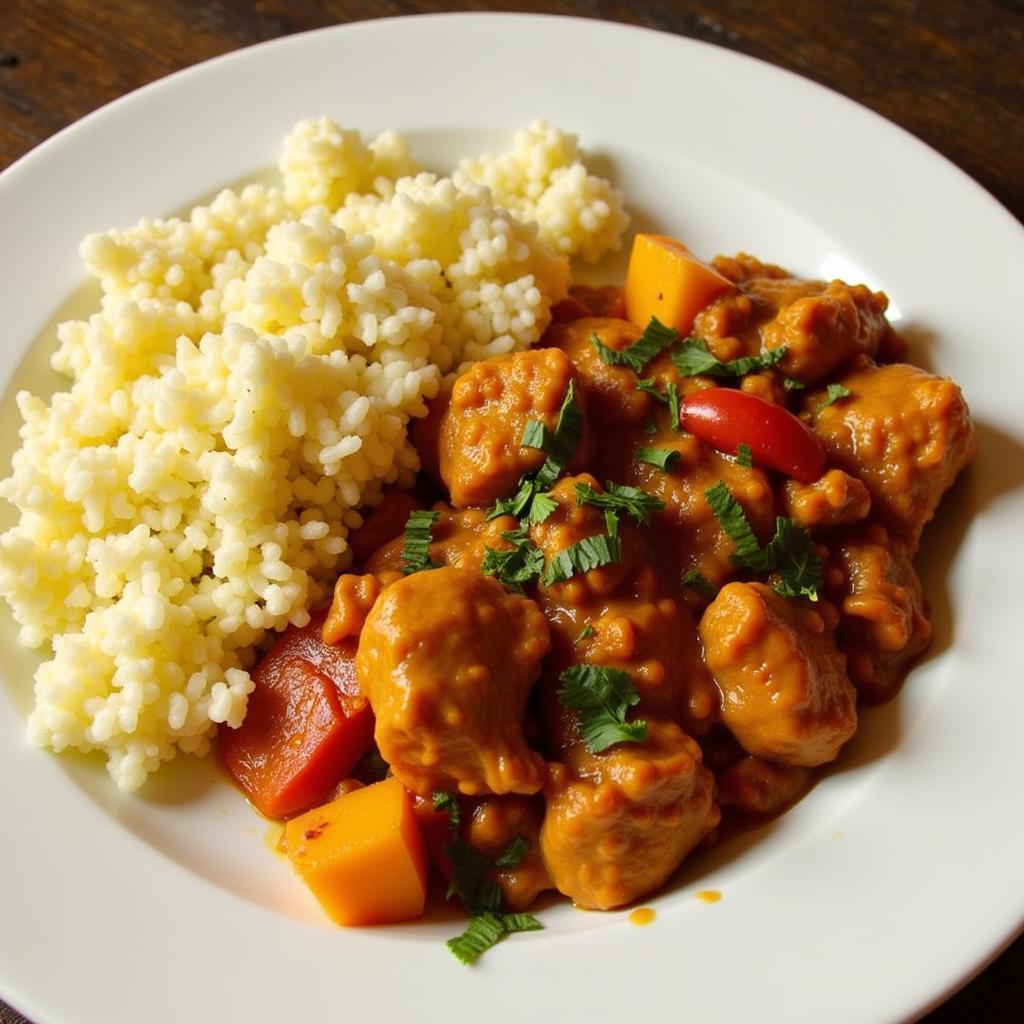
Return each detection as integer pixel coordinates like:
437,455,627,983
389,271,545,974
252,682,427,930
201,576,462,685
543,510,622,586
735,443,753,468
820,382,852,408
636,445,681,471
761,517,824,601
481,527,545,592
574,480,664,526
492,835,530,870
704,481,766,569
400,509,441,574
529,490,558,524
783,377,806,392
432,790,461,828
557,664,649,753
519,381,583,467
447,911,543,965
681,570,717,600
590,317,680,373
635,377,682,431
671,338,788,378
575,623,595,643
704,481,823,600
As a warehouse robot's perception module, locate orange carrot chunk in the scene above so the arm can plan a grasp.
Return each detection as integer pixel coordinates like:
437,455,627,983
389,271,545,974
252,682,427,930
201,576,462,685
218,612,374,818
624,234,734,335
284,778,429,926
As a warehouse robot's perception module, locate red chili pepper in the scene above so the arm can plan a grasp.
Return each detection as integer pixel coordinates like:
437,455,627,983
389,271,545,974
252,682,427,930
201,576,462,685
679,389,826,483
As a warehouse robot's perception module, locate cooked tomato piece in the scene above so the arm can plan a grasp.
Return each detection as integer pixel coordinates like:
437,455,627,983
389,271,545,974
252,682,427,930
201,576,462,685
219,612,375,817
679,388,826,482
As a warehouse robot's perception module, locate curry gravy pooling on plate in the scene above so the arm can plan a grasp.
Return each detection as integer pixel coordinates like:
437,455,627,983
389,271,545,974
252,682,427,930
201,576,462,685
219,234,975,961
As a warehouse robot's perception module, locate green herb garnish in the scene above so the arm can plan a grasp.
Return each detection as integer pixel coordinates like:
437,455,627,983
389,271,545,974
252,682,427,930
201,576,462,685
783,377,806,392
590,317,680,373
543,510,622,586
704,481,823,600
557,664,649,753
635,377,681,431
400,509,442,574
520,381,583,467
492,835,530,870
819,383,852,408
574,480,664,526
447,911,543,965
432,790,461,827
636,445,681,471
481,527,545,592
735,443,753,468
671,338,787,378
576,623,595,643
680,569,717,600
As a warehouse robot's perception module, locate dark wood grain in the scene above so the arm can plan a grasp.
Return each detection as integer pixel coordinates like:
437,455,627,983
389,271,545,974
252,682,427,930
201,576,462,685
0,2,1021,1023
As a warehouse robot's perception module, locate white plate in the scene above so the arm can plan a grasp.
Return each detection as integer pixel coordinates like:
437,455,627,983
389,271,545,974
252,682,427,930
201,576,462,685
1,14,1022,1024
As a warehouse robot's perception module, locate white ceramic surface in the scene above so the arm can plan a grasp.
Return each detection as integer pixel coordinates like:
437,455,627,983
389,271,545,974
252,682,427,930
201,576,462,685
1,14,1022,1024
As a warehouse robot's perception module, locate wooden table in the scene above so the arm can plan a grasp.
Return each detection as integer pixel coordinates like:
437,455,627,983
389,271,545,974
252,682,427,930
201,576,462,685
1,2,1020,1022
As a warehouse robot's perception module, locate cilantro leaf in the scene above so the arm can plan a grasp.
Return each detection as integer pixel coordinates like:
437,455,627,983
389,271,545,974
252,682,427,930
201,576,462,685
735,443,753,468
576,623,595,643
762,517,824,600
574,480,664,526
400,509,442,574
557,664,649,753
432,790,461,828
681,569,717,600
447,913,506,964
820,382,852,408
590,317,680,373
487,476,537,521
783,377,806,392
704,481,768,570
636,445,681,471
671,338,788,378
481,527,545,592
528,490,558,524
635,377,682,432
543,511,622,586
446,834,502,915
492,835,530,870
519,381,583,467
447,912,542,965
704,482,823,600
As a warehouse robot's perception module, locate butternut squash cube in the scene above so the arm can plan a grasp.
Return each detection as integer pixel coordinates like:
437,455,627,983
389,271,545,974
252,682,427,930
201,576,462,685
624,234,733,335
284,776,429,926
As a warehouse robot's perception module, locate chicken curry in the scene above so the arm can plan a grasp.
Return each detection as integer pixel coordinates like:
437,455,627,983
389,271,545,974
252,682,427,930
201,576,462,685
218,234,975,961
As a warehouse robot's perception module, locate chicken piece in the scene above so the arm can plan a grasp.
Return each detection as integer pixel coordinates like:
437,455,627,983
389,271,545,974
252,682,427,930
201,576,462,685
363,506,519,576
699,582,857,766
463,795,553,911
439,347,589,507
827,523,932,702
540,718,718,910
716,756,813,818
547,316,711,429
780,468,872,532
528,473,639,603
692,254,894,383
356,567,550,797
805,360,975,548
617,430,776,587
527,475,718,740
760,281,893,383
